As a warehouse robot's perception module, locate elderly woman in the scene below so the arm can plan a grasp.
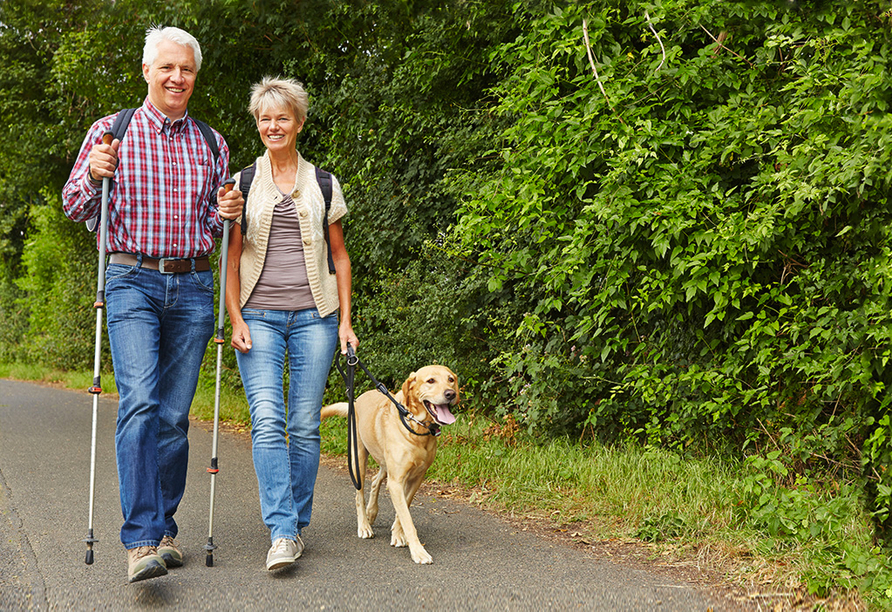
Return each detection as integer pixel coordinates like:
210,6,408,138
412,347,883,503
225,76,358,571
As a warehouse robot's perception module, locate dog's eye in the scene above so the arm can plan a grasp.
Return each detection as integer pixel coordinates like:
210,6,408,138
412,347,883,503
427,378,435,384
448,377,454,383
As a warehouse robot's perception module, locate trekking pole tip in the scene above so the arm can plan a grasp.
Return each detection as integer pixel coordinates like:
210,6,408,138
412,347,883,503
204,537,217,567
83,529,98,565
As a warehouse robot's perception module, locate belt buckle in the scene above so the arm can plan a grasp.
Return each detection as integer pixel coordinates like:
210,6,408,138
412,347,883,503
158,258,186,274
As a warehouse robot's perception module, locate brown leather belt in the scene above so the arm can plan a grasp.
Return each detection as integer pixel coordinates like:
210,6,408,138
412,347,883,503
108,253,211,274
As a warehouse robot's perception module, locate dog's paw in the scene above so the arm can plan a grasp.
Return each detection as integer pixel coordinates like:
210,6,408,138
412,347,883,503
358,523,375,539
410,545,433,565
390,532,408,548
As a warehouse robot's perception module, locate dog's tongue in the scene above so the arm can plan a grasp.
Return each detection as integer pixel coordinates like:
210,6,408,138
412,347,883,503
434,404,457,425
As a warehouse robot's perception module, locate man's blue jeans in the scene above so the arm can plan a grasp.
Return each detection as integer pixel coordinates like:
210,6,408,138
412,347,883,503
105,259,214,549
235,307,338,542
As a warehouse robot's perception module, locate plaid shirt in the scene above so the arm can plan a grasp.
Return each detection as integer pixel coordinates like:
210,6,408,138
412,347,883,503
62,99,230,258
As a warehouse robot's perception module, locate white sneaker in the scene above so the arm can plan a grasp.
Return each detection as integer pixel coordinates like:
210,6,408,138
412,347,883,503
266,536,303,571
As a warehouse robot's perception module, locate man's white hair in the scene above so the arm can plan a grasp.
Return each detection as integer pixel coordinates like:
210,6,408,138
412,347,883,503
143,26,202,71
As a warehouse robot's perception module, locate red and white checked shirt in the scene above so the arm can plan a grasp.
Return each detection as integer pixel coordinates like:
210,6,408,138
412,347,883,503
62,99,230,258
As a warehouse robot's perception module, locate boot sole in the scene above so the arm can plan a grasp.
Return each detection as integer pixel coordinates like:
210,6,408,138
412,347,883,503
129,560,168,583
266,557,296,571
160,552,183,568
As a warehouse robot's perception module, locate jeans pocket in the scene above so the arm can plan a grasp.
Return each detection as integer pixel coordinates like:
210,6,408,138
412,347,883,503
191,269,214,293
312,309,337,322
241,308,266,320
105,263,136,284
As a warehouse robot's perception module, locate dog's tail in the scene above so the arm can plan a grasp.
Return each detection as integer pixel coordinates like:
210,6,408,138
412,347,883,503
320,402,349,420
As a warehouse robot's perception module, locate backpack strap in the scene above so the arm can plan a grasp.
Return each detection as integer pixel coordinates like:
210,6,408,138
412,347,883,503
193,118,221,162
87,109,137,231
110,108,137,141
238,164,256,236
315,166,337,275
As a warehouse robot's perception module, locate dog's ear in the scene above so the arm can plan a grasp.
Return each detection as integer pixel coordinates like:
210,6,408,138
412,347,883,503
402,372,417,404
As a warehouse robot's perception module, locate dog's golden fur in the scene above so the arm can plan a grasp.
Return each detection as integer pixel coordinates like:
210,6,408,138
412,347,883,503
321,365,459,564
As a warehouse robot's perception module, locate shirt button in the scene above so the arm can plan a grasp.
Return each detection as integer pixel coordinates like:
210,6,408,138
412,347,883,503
303,238,312,246
299,210,308,217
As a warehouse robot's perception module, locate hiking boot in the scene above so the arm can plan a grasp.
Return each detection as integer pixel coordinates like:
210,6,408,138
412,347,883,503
127,546,167,583
158,535,183,568
266,536,303,571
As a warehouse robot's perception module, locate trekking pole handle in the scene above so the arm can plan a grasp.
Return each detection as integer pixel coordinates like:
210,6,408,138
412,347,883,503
102,131,113,146
214,179,235,344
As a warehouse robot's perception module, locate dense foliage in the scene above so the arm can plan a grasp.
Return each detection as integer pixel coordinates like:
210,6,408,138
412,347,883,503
5,0,892,599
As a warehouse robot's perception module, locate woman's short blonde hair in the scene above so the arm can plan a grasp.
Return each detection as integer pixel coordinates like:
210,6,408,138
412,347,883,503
249,77,309,124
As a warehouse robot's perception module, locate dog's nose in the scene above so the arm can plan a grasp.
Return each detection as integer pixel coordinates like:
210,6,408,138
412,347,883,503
444,389,456,401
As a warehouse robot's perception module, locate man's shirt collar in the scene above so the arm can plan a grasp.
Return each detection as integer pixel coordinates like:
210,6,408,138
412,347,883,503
142,98,191,134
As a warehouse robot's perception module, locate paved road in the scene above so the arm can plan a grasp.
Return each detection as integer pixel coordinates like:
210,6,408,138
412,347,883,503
0,379,743,611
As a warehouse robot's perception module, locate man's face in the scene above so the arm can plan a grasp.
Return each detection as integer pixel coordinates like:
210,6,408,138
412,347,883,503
143,40,197,120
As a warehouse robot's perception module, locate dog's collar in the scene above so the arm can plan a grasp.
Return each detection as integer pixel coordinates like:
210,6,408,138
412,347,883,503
398,405,441,437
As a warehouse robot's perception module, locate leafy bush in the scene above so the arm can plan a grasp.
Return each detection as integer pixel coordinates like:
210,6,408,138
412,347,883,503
449,0,892,529
16,196,106,370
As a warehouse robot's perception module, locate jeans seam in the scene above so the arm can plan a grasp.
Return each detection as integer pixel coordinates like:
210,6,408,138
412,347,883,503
125,539,160,549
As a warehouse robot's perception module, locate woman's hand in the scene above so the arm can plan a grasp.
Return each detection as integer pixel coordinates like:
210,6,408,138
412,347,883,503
231,320,253,353
339,323,358,355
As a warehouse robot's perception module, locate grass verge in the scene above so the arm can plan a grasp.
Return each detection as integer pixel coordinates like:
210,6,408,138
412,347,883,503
4,362,887,610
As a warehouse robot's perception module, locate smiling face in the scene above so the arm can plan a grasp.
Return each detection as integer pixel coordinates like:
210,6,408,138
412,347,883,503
256,104,305,154
142,39,197,120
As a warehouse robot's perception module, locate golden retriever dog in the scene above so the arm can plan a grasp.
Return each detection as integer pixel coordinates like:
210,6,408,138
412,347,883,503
321,365,459,564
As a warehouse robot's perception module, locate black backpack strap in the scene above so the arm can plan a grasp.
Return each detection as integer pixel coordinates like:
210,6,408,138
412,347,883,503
239,164,256,235
87,108,136,231
193,118,220,162
315,166,336,274
110,108,137,142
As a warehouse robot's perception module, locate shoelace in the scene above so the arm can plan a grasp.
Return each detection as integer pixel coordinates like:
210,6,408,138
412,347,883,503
271,539,292,553
133,546,157,561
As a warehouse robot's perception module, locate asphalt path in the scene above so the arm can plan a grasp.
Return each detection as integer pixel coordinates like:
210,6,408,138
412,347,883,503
0,379,745,611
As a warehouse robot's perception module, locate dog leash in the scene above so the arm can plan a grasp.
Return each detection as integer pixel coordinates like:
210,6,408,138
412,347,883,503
335,344,363,490
336,346,440,489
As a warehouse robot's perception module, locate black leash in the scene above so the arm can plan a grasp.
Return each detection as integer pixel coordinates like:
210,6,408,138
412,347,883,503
335,346,440,491
335,344,363,490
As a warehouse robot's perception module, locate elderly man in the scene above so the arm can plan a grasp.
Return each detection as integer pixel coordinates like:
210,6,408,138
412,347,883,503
62,26,243,583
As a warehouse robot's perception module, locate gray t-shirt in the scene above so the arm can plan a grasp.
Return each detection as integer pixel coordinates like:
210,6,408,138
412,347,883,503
243,193,315,311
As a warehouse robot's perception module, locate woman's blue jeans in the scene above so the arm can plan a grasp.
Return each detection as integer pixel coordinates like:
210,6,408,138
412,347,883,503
105,260,214,549
235,307,338,542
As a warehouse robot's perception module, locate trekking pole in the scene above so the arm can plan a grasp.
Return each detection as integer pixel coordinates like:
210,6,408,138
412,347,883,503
205,178,235,567
84,130,114,565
